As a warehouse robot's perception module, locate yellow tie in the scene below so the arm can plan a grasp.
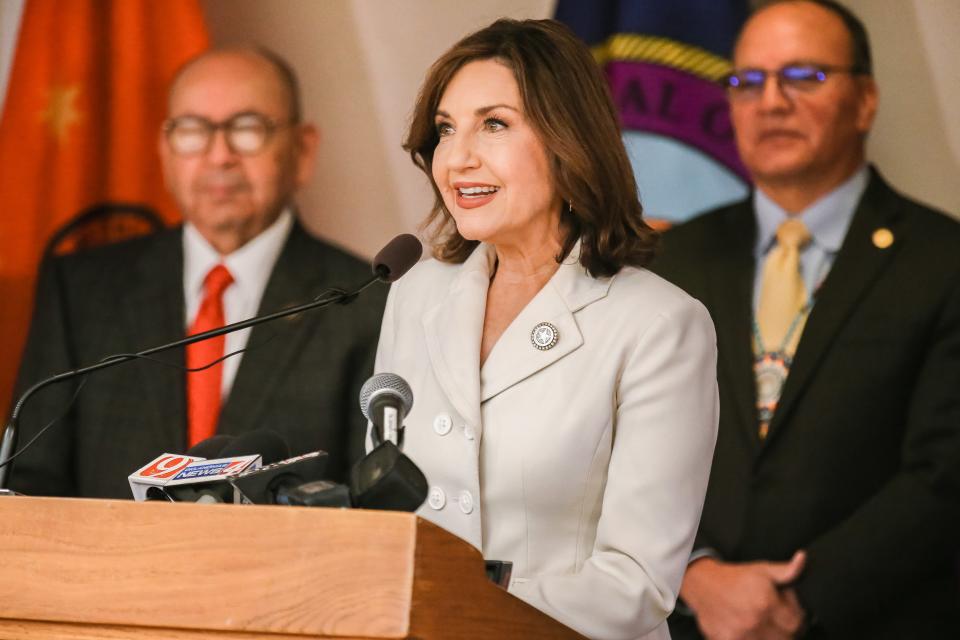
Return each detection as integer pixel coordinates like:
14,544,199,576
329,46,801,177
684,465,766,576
754,218,811,440
757,218,812,356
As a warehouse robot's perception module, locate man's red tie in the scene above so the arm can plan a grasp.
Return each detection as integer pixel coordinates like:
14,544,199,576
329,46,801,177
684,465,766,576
186,264,234,447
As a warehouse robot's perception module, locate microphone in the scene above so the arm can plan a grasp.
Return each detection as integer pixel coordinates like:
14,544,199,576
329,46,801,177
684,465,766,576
0,234,423,489
350,441,428,512
129,453,261,502
217,430,289,464
274,479,352,508
128,452,205,501
231,450,348,506
185,434,235,458
373,233,422,282
360,373,414,447
160,454,262,503
350,373,427,512
128,430,289,503
165,430,290,503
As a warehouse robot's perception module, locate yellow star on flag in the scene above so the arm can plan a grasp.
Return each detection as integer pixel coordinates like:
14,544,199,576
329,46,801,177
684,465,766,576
40,83,83,143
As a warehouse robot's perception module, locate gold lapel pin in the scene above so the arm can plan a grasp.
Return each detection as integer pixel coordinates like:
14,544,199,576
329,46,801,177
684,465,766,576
872,227,894,249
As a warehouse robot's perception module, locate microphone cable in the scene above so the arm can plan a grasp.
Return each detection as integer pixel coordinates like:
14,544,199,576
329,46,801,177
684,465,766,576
0,377,88,473
0,233,422,488
0,284,350,474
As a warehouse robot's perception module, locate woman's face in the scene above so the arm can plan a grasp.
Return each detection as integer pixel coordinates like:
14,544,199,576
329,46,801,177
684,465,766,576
432,59,562,249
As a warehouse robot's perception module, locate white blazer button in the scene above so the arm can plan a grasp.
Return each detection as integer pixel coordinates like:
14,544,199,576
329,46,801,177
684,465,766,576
428,486,446,510
458,490,474,514
463,425,476,441
433,413,453,436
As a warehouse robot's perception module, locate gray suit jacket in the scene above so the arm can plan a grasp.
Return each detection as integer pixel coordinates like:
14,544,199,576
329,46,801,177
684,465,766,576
9,221,387,498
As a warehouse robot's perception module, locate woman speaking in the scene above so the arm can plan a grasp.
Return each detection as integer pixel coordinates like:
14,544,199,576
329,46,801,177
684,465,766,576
375,19,718,640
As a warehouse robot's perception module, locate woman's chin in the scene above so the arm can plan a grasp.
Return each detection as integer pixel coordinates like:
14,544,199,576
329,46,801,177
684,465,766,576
453,220,496,244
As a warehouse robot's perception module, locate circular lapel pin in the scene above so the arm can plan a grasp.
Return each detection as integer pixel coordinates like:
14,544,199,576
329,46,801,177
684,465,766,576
872,227,894,249
531,322,559,351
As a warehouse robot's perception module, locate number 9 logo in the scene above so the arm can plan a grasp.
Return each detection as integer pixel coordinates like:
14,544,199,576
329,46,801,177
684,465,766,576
136,455,193,479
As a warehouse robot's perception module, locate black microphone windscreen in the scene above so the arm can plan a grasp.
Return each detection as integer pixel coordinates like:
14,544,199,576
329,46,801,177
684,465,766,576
185,434,234,458
351,442,427,512
372,234,422,282
218,430,290,465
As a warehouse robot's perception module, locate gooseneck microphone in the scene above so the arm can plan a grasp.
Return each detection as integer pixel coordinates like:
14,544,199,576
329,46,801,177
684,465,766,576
372,233,422,282
0,234,422,490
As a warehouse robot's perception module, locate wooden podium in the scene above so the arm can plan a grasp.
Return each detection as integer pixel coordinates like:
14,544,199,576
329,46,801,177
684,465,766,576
0,497,584,639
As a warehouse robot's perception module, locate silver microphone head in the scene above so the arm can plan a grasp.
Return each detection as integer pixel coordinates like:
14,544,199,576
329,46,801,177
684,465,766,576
359,373,414,420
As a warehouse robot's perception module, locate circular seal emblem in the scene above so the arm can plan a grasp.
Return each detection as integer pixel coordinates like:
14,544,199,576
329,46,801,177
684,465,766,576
531,322,559,350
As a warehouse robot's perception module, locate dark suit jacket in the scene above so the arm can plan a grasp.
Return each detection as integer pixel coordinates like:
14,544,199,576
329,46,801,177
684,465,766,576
9,220,387,499
653,169,960,638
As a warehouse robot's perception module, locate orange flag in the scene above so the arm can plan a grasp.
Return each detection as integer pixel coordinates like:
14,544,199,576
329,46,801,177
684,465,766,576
0,1,208,415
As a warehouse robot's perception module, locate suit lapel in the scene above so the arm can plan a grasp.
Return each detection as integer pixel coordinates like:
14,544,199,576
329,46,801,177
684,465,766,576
218,222,328,436
421,243,609,435
421,245,491,431
765,171,904,443
705,203,761,450
125,228,188,451
479,250,606,403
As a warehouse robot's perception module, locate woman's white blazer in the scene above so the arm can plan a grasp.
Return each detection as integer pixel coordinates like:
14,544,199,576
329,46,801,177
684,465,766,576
374,242,718,640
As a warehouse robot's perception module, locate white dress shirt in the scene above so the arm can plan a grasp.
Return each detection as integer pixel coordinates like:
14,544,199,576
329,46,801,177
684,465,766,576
182,209,293,399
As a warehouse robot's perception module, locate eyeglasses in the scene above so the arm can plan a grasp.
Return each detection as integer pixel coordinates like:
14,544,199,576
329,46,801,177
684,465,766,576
723,64,864,99
162,112,293,156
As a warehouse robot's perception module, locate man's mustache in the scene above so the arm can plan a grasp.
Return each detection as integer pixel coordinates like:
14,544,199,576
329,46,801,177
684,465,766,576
195,173,248,190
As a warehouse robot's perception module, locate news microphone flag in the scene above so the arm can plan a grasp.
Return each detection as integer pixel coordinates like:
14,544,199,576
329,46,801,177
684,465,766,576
128,453,260,501
555,0,751,227
129,453,202,501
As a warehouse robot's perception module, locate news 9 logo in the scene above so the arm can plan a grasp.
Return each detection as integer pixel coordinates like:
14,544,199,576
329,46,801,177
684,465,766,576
136,454,194,480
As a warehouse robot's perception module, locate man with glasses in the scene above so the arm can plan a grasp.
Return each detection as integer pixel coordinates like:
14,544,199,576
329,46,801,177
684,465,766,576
654,1,960,638
10,48,387,498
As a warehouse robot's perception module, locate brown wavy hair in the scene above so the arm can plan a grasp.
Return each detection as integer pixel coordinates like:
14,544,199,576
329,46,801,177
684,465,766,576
404,18,658,278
